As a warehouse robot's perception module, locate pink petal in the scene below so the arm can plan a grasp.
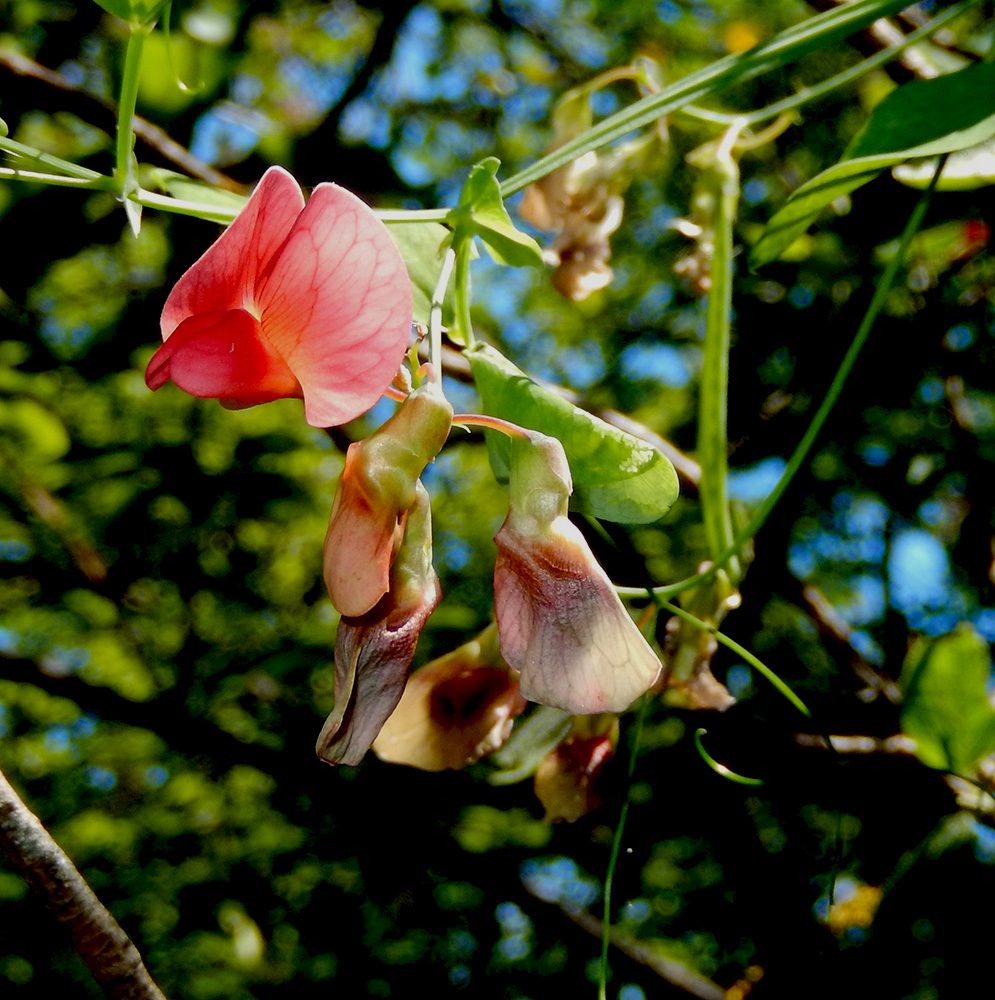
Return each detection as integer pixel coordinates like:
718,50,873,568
316,482,440,766
146,308,301,405
494,516,662,714
255,182,412,427
323,442,408,618
160,167,305,338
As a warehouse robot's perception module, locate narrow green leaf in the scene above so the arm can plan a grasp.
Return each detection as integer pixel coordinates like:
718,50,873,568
751,62,995,268
486,707,573,785
467,344,679,524
894,137,995,191
447,158,543,268
899,627,995,775
148,170,247,212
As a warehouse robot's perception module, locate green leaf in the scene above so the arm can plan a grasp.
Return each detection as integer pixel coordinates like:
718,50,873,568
447,158,543,268
899,627,995,775
894,137,995,192
385,221,457,329
148,169,248,211
467,344,679,524
751,62,995,268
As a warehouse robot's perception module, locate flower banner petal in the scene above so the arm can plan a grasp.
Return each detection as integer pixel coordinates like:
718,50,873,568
258,182,413,428
160,166,305,337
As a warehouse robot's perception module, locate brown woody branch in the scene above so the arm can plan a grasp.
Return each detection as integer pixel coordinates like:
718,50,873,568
0,765,167,1000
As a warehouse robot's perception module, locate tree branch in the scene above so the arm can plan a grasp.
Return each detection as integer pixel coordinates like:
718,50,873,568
0,764,168,1000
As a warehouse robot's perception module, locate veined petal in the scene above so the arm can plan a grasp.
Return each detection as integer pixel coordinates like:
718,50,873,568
146,308,301,405
160,167,305,338
256,182,412,428
493,431,662,714
494,515,661,713
494,515,662,715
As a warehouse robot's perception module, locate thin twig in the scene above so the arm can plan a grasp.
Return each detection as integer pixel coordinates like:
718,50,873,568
522,891,726,1000
0,49,244,192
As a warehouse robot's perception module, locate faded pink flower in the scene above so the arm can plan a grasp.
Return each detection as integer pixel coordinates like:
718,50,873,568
146,166,411,428
494,432,662,714
534,723,616,823
373,624,527,771
316,482,441,767
323,377,452,618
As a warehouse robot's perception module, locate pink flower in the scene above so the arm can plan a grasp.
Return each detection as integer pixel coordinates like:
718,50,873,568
146,166,412,428
372,624,527,771
494,432,663,714
316,482,441,766
323,377,452,618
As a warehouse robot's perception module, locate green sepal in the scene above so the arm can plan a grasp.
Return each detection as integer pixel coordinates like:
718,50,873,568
468,344,679,524
446,158,543,268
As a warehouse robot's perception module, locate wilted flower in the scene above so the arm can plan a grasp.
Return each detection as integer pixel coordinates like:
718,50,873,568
520,74,662,301
662,564,739,712
316,482,441,766
373,624,527,771
493,431,663,714
323,377,452,618
146,166,412,428
534,717,617,823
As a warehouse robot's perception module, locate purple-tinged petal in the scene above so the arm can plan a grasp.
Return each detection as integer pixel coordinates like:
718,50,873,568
316,482,440,766
494,432,662,714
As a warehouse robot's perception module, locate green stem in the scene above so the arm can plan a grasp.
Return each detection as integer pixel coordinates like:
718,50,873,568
500,0,943,198
454,236,475,347
617,154,947,604
0,168,106,189
696,126,742,581
0,137,105,181
694,729,764,786
679,0,978,130
114,26,150,195
429,246,457,373
379,208,450,223
661,600,811,717
599,698,648,1000
709,157,946,577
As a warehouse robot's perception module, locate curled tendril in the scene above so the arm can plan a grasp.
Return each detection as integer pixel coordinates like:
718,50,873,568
693,728,764,786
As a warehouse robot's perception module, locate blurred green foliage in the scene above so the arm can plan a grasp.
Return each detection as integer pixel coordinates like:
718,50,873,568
1,2,995,999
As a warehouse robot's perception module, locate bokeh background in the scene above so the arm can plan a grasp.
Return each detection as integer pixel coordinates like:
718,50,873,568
1,1,994,997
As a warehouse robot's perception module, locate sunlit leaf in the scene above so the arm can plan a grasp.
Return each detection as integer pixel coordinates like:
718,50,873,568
900,627,995,775
148,169,248,211
385,221,457,328
467,343,679,523
751,62,995,268
447,157,543,268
